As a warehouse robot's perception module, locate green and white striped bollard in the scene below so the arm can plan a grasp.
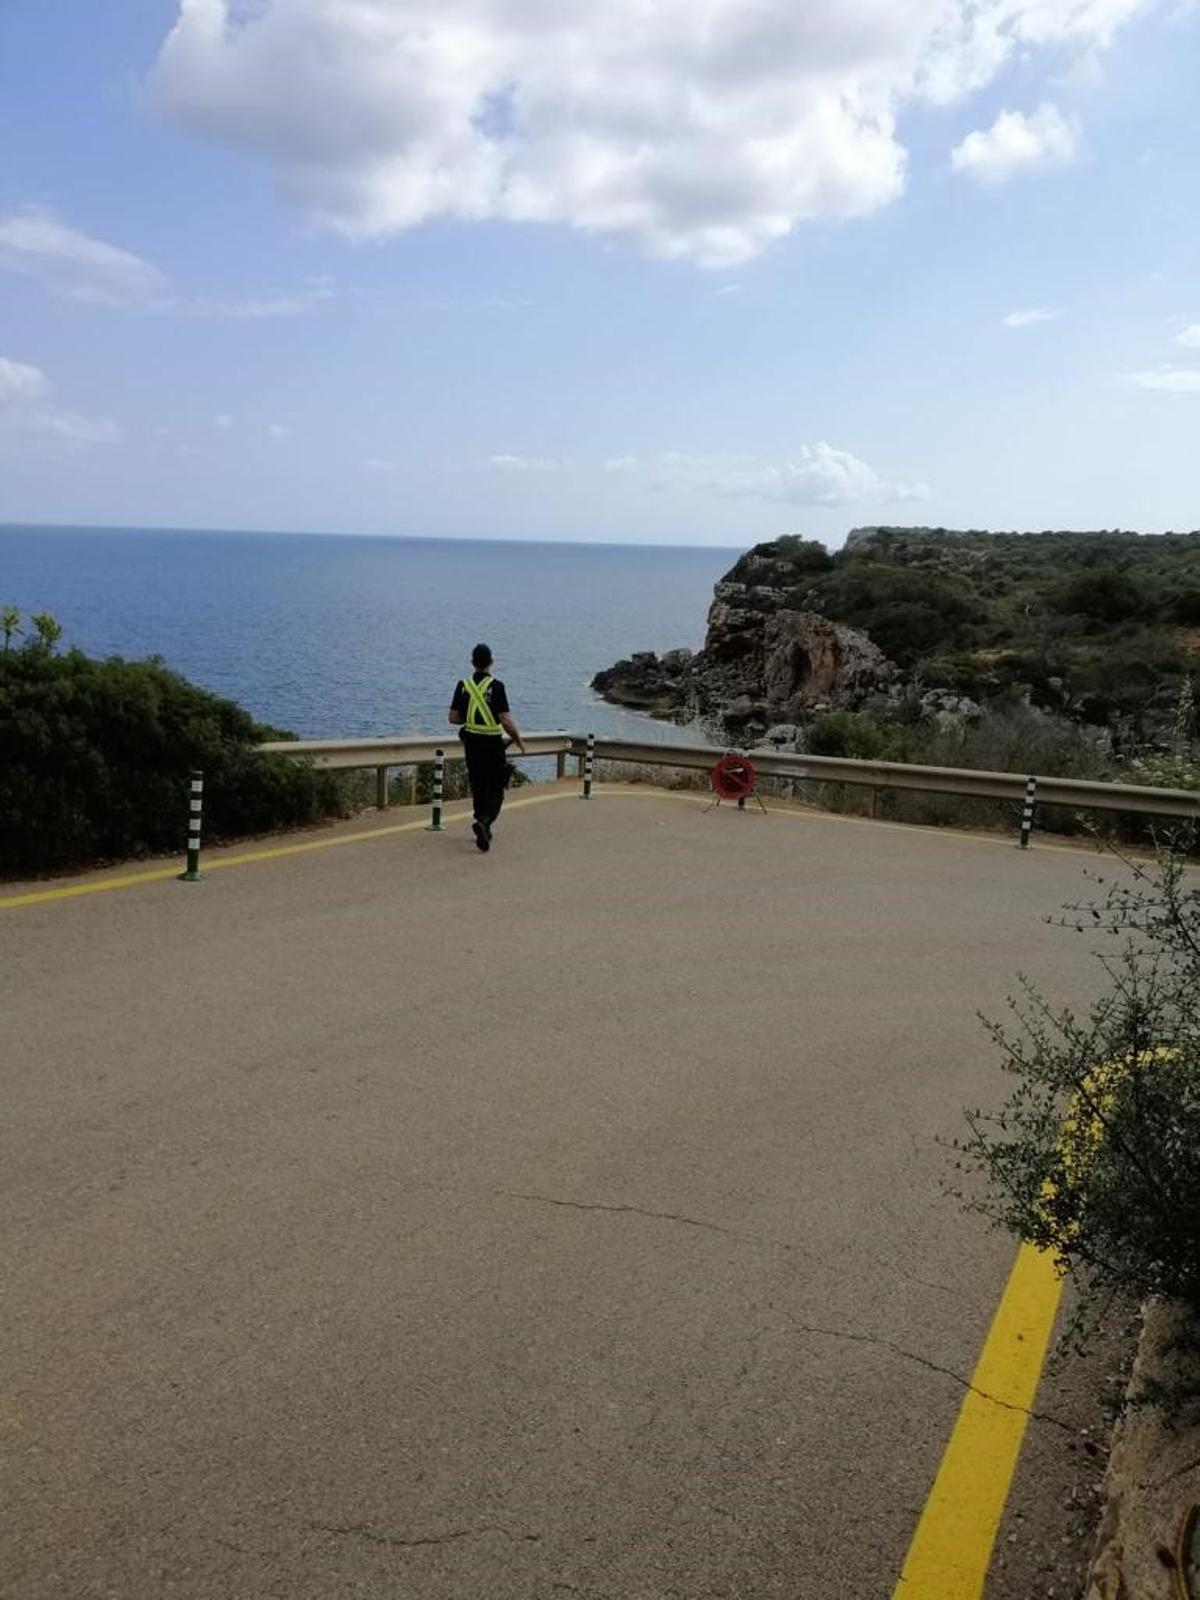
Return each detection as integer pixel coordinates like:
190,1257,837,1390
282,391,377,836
427,748,445,833
582,733,594,799
180,769,204,881
1019,775,1037,849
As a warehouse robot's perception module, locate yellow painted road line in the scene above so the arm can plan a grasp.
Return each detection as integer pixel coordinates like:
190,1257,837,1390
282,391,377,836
0,777,1157,913
596,783,1148,862
891,1242,1063,1598
0,861,188,909
0,790,573,911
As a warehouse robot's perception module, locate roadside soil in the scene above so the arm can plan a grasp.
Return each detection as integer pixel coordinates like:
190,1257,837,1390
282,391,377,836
987,1293,1140,1599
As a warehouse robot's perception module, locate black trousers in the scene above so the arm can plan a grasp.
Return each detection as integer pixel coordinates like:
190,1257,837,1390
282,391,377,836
462,734,507,826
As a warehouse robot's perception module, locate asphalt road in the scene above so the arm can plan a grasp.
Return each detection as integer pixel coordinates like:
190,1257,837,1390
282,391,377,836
2,789,1115,1599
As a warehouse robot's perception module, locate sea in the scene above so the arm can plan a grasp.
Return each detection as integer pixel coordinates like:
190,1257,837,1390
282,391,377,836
0,525,734,744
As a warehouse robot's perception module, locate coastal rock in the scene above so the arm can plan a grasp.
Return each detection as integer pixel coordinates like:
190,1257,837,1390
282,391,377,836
693,606,894,722
589,649,693,716
724,694,767,728
591,539,896,728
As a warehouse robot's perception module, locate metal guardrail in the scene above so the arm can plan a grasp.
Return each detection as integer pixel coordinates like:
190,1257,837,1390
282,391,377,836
259,732,574,808
260,732,573,770
569,737,1200,821
259,730,1199,826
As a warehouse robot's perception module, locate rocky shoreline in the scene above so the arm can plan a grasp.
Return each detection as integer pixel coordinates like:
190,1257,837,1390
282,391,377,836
590,525,1199,756
593,540,895,736
592,534,980,745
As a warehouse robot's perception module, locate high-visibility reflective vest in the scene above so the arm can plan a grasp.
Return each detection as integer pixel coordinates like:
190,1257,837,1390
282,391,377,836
461,674,502,735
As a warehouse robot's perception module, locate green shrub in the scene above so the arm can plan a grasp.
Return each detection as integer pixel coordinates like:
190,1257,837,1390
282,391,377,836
901,702,1109,781
772,535,834,574
0,632,350,874
796,703,1118,837
1049,568,1146,624
806,710,894,760
952,842,1200,1357
803,560,983,665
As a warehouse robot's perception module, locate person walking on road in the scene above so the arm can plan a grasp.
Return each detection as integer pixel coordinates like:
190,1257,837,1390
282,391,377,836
449,643,527,852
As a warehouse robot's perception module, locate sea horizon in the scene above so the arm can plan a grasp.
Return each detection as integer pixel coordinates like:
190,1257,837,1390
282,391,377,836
0,522,731,743
0,519,746,554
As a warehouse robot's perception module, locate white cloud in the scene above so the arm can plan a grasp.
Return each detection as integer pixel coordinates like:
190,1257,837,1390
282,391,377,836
214,412,234,429
0,358,49,407
1128,366,1200,393
187,282,335,318
489,453,562,471
1003,307,1059,327
889,479,934,502
0,209,168,308
0,355,119,449
952,103,1080,183
267,422,289,438
1175,323,1200,348
0,207,333,316
604,455,640,472
364,457,400,472
650,443,902,506
148,0,1149,267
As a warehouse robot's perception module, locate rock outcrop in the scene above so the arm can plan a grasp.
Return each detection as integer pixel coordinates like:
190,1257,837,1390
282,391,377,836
592,540,895,732
590,649,694,716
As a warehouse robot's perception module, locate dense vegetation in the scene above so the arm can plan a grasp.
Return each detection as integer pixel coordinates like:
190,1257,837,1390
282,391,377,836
1,614,349,874
780,526,1200,730
954,840,1200,1399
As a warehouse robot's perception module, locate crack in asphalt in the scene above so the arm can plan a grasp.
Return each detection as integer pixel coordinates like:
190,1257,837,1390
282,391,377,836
787,1319,1077,1432
311,1522,540,1550
864,1251,974,1304
490,1190,1044,1438
495,1189,979,1310
493,1189,765,1243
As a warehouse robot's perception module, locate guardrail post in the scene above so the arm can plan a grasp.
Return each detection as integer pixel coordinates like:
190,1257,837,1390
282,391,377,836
427,748,445,833
556,748,567,781
375,765,389,810
179,769,204,882
1019,775,1037,849
582,733,595,799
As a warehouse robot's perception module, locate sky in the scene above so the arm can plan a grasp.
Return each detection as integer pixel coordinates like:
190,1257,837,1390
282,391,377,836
0,0,1198,549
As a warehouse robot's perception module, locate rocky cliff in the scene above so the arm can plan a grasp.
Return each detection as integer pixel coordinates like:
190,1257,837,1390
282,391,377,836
595,524,1200,753
592,538,896,734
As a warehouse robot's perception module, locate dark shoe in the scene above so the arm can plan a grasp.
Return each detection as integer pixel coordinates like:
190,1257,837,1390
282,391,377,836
472,820,490,852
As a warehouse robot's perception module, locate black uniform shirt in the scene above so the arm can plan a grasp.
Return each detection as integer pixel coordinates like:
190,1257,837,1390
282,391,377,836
450,671,510,731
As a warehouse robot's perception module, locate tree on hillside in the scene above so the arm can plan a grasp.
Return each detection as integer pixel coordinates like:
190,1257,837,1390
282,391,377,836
29,612,64,654
2,605,21,652
1051,569,1146,625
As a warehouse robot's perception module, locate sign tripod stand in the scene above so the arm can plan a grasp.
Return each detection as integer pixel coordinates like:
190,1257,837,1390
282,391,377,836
704,751,768,815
